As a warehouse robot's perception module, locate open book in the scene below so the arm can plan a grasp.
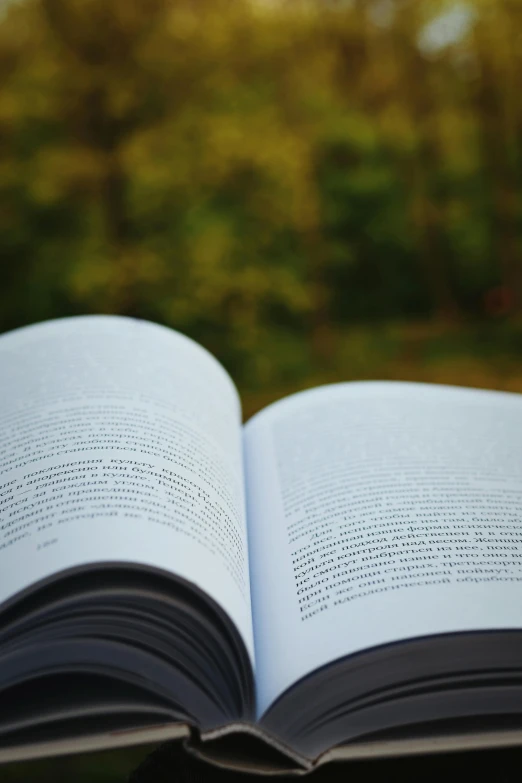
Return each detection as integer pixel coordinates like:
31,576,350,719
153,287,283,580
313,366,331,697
2,316,522,772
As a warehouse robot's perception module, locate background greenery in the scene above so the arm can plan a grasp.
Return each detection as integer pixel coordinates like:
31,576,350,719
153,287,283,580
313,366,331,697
2,0,522,419
1,0,522,779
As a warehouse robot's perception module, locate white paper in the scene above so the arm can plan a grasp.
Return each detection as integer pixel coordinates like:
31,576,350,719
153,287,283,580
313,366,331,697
0,316,254,662
244,382,522,716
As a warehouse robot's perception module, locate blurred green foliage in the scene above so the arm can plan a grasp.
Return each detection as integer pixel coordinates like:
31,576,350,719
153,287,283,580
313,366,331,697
1,0,522,405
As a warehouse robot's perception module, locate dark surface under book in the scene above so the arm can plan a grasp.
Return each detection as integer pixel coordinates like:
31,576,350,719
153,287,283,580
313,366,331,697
128,741,522,783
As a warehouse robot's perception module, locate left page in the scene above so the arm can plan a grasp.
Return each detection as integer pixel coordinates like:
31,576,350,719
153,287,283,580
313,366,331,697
0,316,254,663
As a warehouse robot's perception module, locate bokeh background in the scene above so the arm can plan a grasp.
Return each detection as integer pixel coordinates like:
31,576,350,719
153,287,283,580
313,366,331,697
2,0,522,421
1,0,522,779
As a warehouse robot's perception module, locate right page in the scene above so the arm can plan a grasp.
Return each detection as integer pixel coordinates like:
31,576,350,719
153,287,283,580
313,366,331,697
244,382,522,717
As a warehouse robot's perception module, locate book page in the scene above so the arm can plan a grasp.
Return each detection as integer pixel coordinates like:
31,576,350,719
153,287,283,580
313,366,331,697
244,382,522,715
0,316,254,662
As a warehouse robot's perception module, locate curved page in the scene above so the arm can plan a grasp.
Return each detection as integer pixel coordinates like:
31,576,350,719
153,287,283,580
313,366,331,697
0,316,254,664
245,382,522,716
